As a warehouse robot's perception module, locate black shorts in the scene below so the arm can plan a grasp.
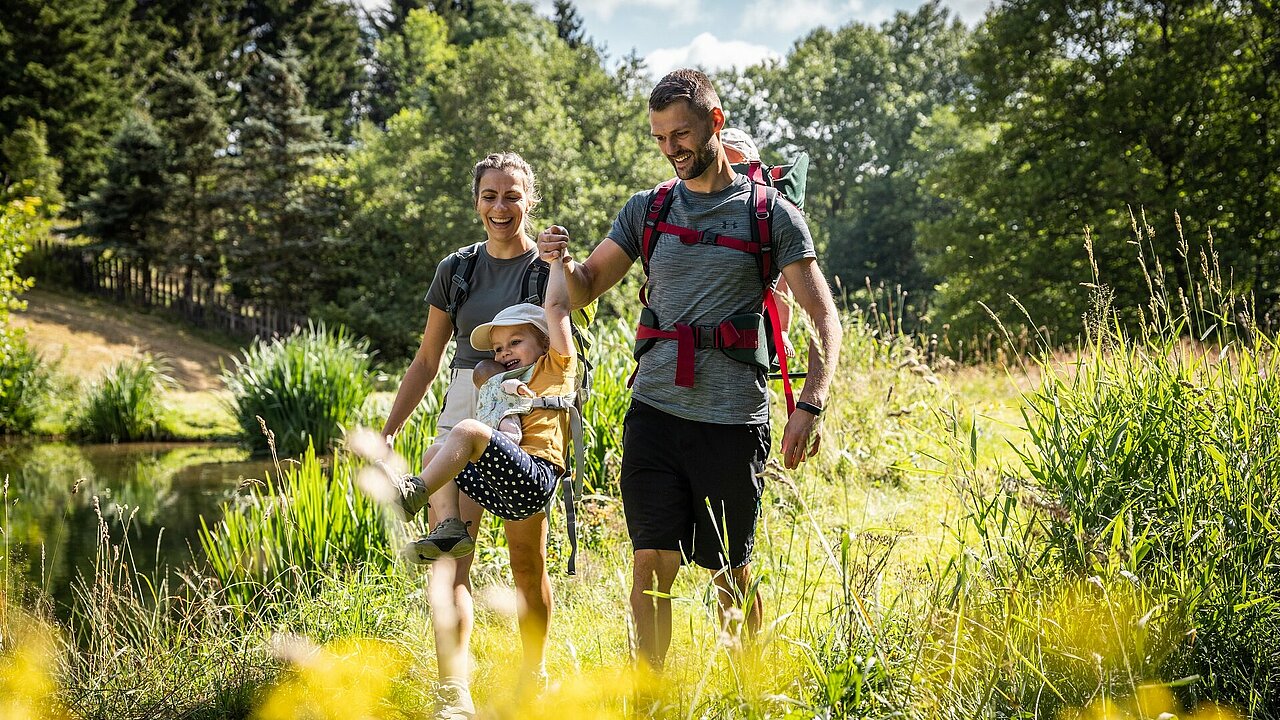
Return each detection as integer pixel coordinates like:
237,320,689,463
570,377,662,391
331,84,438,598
455,430,560,521
620,400,770,570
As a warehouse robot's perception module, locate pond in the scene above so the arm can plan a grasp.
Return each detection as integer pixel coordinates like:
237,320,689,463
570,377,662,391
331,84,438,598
0,440,273,618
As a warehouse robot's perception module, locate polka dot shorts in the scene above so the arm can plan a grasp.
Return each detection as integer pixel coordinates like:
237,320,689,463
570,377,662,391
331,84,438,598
455,430,560,521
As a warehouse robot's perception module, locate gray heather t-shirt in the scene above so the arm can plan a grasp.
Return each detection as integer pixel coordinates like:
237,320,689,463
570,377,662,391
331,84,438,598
609,174,815,424
424,244,539,370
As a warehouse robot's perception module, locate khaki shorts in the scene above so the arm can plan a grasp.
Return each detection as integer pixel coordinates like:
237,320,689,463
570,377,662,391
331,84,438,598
434,368,477,444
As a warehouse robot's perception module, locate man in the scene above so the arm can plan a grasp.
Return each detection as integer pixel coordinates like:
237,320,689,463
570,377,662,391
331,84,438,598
538,68,842,669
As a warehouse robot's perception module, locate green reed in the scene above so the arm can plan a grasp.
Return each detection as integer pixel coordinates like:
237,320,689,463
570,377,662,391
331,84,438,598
222,322,374,456
70,355,171,442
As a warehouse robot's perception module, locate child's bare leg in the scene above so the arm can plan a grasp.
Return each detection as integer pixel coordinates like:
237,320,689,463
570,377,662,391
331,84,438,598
420,419,492,497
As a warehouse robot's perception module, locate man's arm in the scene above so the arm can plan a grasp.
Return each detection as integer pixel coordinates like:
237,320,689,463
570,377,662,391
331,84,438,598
778,257,843,469
538,226,633,310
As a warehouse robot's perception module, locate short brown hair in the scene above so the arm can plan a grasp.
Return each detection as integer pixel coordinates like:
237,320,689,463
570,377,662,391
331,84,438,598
648,68,720,119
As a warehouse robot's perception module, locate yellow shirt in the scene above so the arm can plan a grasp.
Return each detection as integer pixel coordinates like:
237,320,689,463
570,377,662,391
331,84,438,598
520,347,577,470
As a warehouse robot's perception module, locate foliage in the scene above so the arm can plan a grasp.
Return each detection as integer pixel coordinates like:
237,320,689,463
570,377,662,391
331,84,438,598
74,109,170,262
222,322,375,457
0,334,51,435
1,118,64,210
0,197,43,434
921,0,1280,339
222,47,342,311
70,356,173,442
0,0,140,197
199,444,392,610
719,0,971,311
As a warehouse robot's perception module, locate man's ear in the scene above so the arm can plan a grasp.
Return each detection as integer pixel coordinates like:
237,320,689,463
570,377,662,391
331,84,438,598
710,106,725,134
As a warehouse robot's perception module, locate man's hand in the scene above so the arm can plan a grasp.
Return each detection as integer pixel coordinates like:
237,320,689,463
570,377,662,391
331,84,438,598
780,409,821,469
538,225,572,263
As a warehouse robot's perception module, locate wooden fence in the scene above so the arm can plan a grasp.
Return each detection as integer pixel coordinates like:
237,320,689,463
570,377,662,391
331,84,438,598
28,238,307,341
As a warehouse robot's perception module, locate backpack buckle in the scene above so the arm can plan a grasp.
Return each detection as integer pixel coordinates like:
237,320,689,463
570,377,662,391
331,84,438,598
755,209,770,220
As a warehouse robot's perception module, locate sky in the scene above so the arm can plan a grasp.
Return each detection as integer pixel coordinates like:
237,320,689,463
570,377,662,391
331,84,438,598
359,0,991,78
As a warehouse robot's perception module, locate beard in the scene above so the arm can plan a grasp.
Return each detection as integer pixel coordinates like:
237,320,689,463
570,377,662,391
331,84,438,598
671,132,718,180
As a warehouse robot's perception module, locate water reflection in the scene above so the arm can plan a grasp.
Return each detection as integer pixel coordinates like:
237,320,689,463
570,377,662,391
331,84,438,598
0,441,272,616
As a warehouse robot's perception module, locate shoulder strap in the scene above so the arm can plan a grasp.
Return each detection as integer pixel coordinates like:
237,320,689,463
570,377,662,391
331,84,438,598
641,179,680,278
445,241,485,334
521,256,549,305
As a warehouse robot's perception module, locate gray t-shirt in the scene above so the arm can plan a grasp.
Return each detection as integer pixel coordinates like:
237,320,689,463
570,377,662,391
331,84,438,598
609,174,815,424
424,244,539,370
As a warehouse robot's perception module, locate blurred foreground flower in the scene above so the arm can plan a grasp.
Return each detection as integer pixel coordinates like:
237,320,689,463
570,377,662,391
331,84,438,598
252,636,410,720
0,612,70,720
1062,684,1240,720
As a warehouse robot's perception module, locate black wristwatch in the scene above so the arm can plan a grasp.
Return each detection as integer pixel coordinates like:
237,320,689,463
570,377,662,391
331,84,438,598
796,400,823,417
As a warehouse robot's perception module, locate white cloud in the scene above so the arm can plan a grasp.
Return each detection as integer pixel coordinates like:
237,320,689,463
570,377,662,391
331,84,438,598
644,32,781,78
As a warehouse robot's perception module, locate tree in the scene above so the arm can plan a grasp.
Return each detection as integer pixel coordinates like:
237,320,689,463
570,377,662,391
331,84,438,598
76,109,170,264
722,1,970,314
921,0,1280,339
236,0,366,140
223,47,340,311
149,60,227,285
0,0,139,197
553,0,587,49
368,8,458,121
1,118,64,211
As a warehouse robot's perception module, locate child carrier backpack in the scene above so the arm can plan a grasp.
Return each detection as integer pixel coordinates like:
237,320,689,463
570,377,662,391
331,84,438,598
632,153,810,416
443,248,593,574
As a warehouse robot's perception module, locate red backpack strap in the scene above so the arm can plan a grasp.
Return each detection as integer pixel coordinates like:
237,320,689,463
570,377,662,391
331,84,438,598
750,182,796,416
746,160,766,185
764,289,796,416
639,179,679,305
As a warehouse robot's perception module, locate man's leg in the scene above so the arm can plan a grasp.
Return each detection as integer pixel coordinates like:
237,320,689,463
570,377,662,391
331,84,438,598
631,549,682,670
504,512,551,682
711,562,762,639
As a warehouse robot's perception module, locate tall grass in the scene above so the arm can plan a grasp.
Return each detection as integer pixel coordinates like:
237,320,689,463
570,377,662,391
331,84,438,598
222,322,374,456
198,443,392,610
70,355,171,442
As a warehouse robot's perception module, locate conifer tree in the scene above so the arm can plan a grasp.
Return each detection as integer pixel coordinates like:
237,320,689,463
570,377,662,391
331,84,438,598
150,60,227,286
76,109,170,264
0,0,138,197
224,47,339,310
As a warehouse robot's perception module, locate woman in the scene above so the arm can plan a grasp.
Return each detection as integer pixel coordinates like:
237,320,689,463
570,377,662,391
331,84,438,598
381,152,552,716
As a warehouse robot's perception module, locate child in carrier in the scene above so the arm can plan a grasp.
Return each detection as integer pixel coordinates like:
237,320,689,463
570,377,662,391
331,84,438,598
383,250,576,564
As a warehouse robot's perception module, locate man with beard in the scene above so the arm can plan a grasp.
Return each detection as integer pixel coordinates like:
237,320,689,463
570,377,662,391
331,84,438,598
538,68,842,670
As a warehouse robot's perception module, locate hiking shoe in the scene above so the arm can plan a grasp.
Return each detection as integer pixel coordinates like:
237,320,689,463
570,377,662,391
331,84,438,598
402,517,475,565
390,473,430,522
434,681,475,719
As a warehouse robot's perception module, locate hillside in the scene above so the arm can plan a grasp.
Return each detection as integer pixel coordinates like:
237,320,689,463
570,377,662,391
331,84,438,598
11,288,238,392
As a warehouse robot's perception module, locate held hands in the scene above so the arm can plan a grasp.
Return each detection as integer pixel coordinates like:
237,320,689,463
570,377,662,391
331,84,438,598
538,225,572,263
780,408,822,469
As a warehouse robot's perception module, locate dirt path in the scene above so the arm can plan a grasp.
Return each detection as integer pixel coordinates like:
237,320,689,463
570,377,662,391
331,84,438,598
11,289,239,392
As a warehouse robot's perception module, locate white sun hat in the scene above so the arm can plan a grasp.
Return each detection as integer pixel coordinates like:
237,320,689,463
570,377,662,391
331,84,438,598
469,303,549,350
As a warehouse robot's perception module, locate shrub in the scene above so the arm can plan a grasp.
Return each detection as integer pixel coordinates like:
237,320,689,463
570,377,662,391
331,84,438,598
222,322,374,457
71,356,172,442
0,334,51,434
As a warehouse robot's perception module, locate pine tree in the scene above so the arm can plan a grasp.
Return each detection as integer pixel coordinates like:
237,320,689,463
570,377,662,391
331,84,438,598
0,0,139,197
236,0,366,140
76,109,170,263
553,0,587,49
150,60,227,286
224,47,339,310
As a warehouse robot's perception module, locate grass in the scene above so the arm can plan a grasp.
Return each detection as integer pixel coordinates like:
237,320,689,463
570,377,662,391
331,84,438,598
68,355,173,442
4,222,1276,718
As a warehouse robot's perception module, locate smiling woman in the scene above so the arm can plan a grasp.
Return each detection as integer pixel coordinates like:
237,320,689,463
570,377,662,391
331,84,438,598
374,151,558,716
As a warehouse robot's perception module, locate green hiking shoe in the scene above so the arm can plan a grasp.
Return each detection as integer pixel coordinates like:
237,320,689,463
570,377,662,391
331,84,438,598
402,517,475,565
390,473,430,522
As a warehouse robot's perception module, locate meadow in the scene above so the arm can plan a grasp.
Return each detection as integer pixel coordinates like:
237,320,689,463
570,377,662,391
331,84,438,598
4,233,1275,719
